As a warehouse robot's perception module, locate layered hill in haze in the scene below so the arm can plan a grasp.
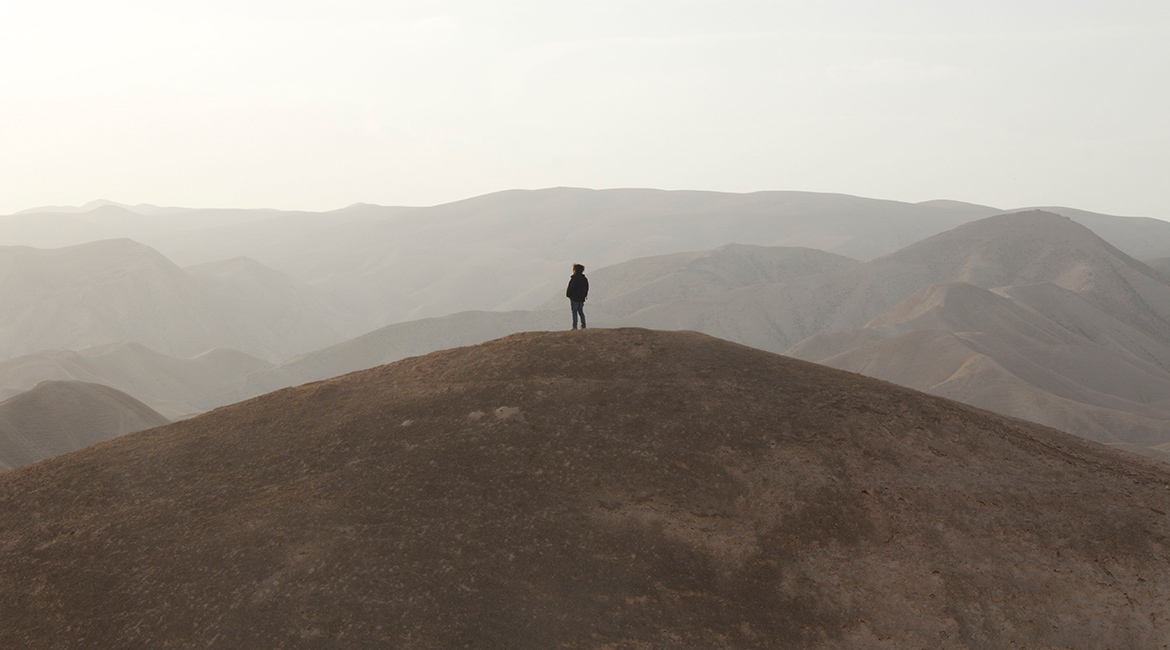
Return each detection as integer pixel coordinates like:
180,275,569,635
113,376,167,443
6,189,1170,324
0,380,168,471
534,243,859,318
626,211,1170,351
783,212,1170,445
3,194,1170,467
241,244,858,398
222,212,1170,450
2,329,1168,647
0,343,271,419
0,239,366,362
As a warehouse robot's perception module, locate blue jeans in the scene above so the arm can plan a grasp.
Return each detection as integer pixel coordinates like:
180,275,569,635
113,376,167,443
570,301,586,329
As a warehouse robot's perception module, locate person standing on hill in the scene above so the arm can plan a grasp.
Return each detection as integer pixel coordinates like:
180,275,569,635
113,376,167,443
566,263,589,330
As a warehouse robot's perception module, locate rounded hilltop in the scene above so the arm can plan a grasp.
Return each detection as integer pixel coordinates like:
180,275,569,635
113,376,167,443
1,328,1169,648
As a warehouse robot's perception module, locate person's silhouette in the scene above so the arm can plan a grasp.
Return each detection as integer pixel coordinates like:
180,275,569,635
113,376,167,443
566,264,589,330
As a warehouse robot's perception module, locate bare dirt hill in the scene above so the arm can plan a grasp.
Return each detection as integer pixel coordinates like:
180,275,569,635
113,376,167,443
2,329,1169,648
0,380,168,471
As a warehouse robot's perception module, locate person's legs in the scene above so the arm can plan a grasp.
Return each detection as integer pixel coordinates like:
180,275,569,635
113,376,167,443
571,301,585,329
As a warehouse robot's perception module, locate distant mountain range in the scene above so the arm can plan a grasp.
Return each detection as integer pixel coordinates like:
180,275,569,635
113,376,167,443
6,188,1170,325
223,210,1170,454
2,189,1170,467
0,343,270,420
0,238,366,362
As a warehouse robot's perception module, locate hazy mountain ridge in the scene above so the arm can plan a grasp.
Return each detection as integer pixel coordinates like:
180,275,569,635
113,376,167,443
779,217,1170,444
2,329,1168,646
535,243,859,318
0,239,366,363
0,380,168,471
3,195,1170,463
0,342,271,420
7,189,1170,327
234,211,1170,449
628,211,1170,353
795,318,1170,445
185,256,371,345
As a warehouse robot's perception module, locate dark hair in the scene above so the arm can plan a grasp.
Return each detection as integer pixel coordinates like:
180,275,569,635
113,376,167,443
573,263,585,273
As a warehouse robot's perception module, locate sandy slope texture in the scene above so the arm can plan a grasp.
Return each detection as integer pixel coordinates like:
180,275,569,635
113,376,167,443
2,329,1170,648
0,380,168,471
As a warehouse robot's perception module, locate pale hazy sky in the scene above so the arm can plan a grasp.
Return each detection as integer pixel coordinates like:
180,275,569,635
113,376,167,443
2,1,1167,217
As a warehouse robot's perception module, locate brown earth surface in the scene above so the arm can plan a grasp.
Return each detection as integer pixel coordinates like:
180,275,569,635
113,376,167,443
1,329,1169,648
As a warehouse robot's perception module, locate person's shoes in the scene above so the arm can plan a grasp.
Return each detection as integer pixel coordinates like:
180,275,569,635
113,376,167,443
572,326,577,330
581,325,586,329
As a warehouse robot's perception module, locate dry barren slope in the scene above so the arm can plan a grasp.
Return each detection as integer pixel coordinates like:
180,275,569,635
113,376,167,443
0,380,168,471
1,329,1169,648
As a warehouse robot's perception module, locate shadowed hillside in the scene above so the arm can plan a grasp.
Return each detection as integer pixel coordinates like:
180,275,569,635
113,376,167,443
2,329,1169,648
0,381,168,471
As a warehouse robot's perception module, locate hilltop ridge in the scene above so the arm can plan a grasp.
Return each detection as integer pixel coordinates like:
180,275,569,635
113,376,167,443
1,329,1168,648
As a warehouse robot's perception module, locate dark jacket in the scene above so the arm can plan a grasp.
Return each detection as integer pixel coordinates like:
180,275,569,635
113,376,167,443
566,273,589,302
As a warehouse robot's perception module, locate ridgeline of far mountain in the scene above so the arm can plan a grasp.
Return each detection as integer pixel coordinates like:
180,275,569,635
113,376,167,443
0,380,168,470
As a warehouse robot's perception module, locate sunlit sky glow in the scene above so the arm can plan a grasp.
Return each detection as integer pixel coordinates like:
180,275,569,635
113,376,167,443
2,1,1167,217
